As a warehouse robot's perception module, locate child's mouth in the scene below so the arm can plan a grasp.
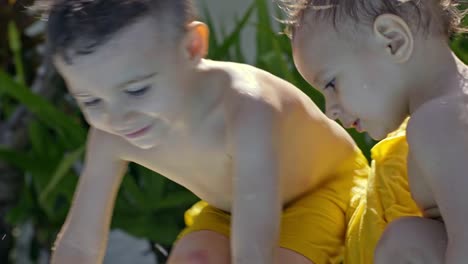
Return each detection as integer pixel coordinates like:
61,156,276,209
125,124,153,139
353,119,363,132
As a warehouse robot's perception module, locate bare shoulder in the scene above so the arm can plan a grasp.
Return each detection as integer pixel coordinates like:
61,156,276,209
223,61,355,138
219,62,357,175
219,61,324,119
216,63,279,127
407,94,468,176
251,66,357,146
408,94,468,143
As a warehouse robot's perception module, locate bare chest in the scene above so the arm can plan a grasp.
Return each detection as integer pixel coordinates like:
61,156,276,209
128,116,235,210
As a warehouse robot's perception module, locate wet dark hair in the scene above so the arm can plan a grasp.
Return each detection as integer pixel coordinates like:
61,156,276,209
33,0,197,63
276,0,467,38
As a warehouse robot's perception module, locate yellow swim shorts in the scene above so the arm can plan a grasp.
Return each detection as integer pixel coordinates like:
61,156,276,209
345,118,422,264
178,148,369,264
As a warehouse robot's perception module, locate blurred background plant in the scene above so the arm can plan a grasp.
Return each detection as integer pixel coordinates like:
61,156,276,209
0,0,467,263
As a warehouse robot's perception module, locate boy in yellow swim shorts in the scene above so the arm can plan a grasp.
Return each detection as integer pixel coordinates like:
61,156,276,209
277,0,467,262
180,118,421,264
345,119,421,263
37,0,372,263
179,148,369,264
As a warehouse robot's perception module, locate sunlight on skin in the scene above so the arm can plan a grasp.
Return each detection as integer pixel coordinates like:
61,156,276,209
49,9,362,264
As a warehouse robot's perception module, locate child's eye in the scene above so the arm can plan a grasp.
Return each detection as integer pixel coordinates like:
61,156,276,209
125,85,151,96
324,78,337,91
83,98,102,107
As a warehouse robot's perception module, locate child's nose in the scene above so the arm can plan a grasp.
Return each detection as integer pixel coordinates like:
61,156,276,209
326,104,342,120
106,104,133,130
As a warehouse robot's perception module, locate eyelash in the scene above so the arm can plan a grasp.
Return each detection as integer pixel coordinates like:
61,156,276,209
324,78,337,91
125,85,151,96
83,98,102,107
81,85,151,107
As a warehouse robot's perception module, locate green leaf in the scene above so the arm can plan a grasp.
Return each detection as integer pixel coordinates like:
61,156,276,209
0,70,86,146
347,130,376,160
233,15,247,63
28,120,58,159
255,0,274,66
210,2,256,60
256,28,295,82
136,166,166,203
5,185,34,225
155,192,199,211
39,146,85,206
201,1,219,54
7,21,21,52
121,173,151,210
0,147,45,173
8,21,25,85
57,172,79,203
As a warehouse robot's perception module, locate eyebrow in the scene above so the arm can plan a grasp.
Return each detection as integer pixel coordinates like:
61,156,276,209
116,72,158,88
313,69,328,87
72,72,158,98
74,93,92,98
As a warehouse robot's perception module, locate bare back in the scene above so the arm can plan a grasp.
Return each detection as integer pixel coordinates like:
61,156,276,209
407,90,468,221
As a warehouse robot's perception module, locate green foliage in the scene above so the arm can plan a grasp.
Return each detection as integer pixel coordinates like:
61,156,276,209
207,2,256,60
451,3,468,63
112,165,198,245
0,71,86,148
7,21,24,85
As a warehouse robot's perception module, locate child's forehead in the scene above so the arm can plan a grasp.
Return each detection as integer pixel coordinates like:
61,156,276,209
103,17,167,48
58,18,170,66
291,19,369,73
54,20,168,89
292,28,337,68
293,14,356,46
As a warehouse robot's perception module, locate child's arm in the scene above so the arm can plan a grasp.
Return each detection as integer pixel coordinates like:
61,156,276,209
408,105,468,264
230,97,282,264
51,128,128,264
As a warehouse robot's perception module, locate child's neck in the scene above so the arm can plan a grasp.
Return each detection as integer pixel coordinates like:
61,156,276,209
408,39,467,113
180,59,227,130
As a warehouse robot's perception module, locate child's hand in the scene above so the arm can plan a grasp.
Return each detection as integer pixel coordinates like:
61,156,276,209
50,129,128,264
51,239,101,264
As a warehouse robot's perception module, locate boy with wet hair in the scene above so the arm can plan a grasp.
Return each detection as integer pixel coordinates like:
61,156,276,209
35,0,370,263
277,0,468,263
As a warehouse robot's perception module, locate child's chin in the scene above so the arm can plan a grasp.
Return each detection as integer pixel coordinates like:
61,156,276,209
368,128,388,141
130,139,160,150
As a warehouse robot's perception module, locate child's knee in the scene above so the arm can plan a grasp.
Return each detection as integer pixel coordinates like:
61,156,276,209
374,228,401,264
168,231,230,264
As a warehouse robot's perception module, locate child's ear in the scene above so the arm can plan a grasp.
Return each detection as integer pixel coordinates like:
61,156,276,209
373,14,414,63
183,21,209,62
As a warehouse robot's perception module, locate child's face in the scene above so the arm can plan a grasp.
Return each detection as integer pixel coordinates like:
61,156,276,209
55,18,193,149
291,21,409,140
